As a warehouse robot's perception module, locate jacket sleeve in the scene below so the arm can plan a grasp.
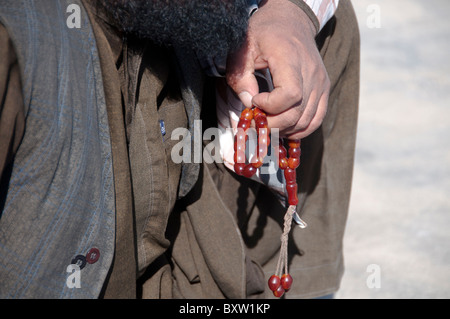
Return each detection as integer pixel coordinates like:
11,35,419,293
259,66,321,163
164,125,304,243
0,22,25,183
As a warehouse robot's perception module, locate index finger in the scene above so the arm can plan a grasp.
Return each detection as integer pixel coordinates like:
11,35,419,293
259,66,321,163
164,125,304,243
226,40,260,108
252,56,304,115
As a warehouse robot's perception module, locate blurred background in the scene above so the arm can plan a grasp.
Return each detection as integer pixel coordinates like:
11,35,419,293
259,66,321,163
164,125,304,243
334,0,450,298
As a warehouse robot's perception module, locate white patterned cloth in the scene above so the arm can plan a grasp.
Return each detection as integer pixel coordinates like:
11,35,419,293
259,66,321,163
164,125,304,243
302,0,339,30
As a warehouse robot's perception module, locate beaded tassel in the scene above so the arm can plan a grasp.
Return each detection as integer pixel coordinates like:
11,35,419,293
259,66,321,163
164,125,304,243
233,107,306,298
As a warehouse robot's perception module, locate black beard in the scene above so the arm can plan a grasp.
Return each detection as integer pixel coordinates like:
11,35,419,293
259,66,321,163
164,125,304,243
100,0,249,58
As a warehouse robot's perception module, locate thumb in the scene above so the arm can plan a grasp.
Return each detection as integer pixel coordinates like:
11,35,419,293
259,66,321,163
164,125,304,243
226,42,259,108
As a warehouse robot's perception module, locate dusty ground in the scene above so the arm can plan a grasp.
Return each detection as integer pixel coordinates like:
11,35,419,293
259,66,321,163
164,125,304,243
334,0,450,299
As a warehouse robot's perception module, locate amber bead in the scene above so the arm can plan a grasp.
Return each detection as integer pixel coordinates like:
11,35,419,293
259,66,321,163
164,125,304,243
288,140,301,149
257,145,268,158
234,150,245,164
253,107,266,118
281,274,293,291
284,167,296,184
251,156,264,168
268,275,281,292
279,157,288,170
258,128,270,146
254,115,268,129
286,183,298,206
257,128,268,156
278,145,287,160
234,129,247,145
240,108,254,121
273,285,285,298
237,118,251,131
288,147,301,159
243,164,257,178
234,163,246,176
235,139,245,151
288,157,300,169
257,127,268,140
234,131,246,164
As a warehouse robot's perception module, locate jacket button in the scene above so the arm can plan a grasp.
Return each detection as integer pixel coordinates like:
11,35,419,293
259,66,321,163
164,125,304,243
86,248,100,264
71,255,87,270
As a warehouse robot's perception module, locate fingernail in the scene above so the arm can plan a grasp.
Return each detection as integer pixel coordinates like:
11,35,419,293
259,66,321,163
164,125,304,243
238,91,253,108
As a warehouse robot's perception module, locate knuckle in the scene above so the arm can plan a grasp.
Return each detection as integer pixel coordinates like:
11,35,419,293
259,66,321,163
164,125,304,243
285,85,303,105
284,116,298,128
226,73,240,89
296,118,310,131
296,108,315,131
283,108,302,128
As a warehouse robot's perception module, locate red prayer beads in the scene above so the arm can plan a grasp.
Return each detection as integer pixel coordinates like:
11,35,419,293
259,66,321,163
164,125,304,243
233,107,270,179
279,140,301,206
281,273,293,291
268,274,281,292
233,107,300,187
268,273,293,297
233,107,302,298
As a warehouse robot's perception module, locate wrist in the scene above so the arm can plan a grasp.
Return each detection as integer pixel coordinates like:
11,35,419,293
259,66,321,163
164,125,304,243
286,0,320,34
259,0,318,36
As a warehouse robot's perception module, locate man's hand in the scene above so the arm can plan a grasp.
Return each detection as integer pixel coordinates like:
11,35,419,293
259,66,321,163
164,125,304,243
226,0,330,140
